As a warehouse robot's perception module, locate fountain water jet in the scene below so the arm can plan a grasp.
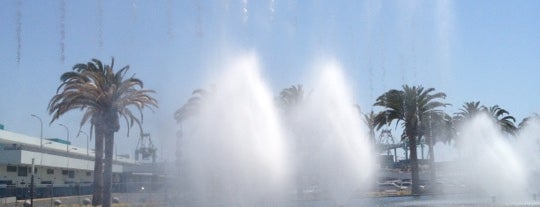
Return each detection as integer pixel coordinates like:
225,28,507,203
177,53,290,206
276,59,375,205
515,116,540,196
174,55,375,206
385,114,540,206
456,114,529,201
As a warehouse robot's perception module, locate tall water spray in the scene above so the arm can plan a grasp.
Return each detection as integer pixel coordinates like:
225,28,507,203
175,55,375,206
514,117,540,197
177,53,290,205
456,114,529,200
286,59,375,205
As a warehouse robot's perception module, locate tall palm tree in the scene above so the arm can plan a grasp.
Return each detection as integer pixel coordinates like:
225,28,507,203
452,101,484,140
486,105,517,135
174,88,210,165
278,84,305,113
363,110,378,144
454,102,517,135
277,84,309,197
453,101,484,123
373,85,448,194
49,58,157,207
174,88,210,123
354,106,380,157
419,111,453,185
518,113,540,130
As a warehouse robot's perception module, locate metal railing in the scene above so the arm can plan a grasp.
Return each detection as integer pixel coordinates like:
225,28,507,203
0,181,165,200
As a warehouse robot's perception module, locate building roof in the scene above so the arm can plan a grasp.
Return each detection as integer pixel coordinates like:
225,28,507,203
0,129,136,166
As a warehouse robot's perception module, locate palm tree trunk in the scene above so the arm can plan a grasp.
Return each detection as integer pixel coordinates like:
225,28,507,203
408,135,420,195
394,148,398,163
427,135,436,188
420,143,425,160
92,127,104,206
103,130,114,207
404,146,409,160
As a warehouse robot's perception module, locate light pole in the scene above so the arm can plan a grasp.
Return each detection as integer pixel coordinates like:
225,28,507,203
77,130,89,156
30,114,43,150
30,158,35,207
58,124,70,153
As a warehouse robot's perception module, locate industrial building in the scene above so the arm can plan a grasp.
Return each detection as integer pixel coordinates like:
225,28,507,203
0,127,164,199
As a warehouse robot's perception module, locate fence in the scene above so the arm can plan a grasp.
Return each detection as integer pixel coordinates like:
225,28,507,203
0,181,165,200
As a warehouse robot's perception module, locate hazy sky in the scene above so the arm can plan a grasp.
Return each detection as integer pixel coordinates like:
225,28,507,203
0,1,539,159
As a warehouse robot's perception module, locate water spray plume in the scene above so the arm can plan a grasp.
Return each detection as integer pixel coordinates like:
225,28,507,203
177,53,290,205
174,55,375,206
294,60,375,205
457,114,528,200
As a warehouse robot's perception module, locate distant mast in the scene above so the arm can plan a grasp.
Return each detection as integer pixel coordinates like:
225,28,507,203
135,133,157,163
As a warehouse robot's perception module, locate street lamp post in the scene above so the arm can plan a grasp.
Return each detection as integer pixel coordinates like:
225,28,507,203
30,158,35,207
77,130,89,156
30,114,43,150
58,124,70,153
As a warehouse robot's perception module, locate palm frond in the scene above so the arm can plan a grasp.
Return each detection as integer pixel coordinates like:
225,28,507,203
49,58,157,136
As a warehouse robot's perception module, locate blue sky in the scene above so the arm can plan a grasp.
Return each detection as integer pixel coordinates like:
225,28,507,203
0,1,539,159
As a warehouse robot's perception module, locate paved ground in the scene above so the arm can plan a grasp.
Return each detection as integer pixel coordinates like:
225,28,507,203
1,193,166,207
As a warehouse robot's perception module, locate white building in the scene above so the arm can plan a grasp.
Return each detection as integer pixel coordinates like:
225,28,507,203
0,128,139,198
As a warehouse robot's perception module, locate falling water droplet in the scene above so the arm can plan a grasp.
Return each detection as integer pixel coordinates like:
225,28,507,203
167,0,174,39
411,43,417,83
242,0,248,23
59,0,66,63
223,0,230,12
131,0,137,22
287,0,298,32
369,64,373,102
97,0,103,50
269,0,275,20
377,9,387,89
16,0,22,65
194,0,203,37
411,20,417,83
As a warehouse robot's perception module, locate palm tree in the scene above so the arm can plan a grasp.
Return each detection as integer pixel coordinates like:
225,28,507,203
174,88,211,123
363,110,378,144
277,84,310,197
373,85,448,194
453,101,486,126
486,105,517,135
354,106,377,144
453,101,484,123
174,88,210,165
518,113,540,130
49,58,157,207
278,84,305,113
454,102,517,135
419,111,453,185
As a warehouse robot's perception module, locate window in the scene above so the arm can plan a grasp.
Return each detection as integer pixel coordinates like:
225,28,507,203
68,171,75,178
62,170,68,175
6,165,17,172
0,180,13,185
86,172,92,176
47,169,54,174
17,167,27,177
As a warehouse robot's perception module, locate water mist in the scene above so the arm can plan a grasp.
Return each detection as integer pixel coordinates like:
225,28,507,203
287,60,375,205
515,116,540,197
456,114,529,201
178,53,290,206
175,55,375,206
